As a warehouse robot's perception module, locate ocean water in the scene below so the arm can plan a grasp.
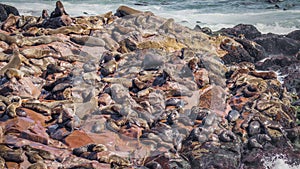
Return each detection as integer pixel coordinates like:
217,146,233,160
1,0,300,34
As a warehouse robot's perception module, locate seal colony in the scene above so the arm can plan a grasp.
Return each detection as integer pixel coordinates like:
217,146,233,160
0,1,300,169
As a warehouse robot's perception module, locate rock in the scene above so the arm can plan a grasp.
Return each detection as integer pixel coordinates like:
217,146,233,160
64,130,94,148
286,29,300,41
218,24,262,40
254,33,300,55
27,162,48,169
255,55,297,70
0,2,299,169
185,142,241,169
220,37,254,64
234,37,268,62
142,53,164,70
3,115,50,145
0,3,19,22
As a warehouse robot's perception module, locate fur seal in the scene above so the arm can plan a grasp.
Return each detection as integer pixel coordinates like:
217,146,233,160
50,1,68,18
115,5,142,17
42,14,72,29
21,35,62,46
41,1,72,29
0,44,21,76
46,24,90,35
0,52,11,62
4,96,22,118
21,48,60,59
1,14,19,32
5,68,24,80
0,33,60,47
0,33,19,45
70,35,105,47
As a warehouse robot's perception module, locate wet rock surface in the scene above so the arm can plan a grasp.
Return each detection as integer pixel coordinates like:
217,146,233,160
0,1,299,169
218,25,300,98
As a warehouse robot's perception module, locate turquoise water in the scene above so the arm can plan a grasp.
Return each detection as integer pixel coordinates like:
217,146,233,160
2,0,300,34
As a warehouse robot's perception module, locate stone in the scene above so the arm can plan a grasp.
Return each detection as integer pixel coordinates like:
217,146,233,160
64,130,93,148
218,24,262,40
254,33,300,55
286,29,300,41
220,37,254,64
142,53,164,70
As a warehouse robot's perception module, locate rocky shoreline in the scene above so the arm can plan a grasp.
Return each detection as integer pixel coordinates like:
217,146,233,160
0,1,300,169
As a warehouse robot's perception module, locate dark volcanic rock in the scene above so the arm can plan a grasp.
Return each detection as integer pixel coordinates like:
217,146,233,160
220,38,255,64
234,37,268,62
218,24,262,40
254,33,300,55
287,30,300,41
186,142,241,169
255,55,297,70
0,3,19,22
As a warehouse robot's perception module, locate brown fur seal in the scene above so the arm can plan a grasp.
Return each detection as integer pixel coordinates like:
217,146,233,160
5,68,24,80
42,14,72,29
0,32,18,45
0,44,21,76
1,14,20,32
5,96,22,118
70,35,105,47
21,35,62,46
0,52,10,62
115,6,142,17
46,24,90,35
21,48,60,59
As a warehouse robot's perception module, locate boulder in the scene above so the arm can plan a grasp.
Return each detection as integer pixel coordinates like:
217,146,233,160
218,24,262,40
286,29,300,41
220,37,254,64
254,33,300,55
0,4,19,22
234,37,268,62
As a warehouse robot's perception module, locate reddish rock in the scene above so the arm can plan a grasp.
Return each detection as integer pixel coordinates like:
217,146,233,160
5,162,20,169
21,108,51,127
64,130,93,148
2,116,50,145
1,77,42,99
